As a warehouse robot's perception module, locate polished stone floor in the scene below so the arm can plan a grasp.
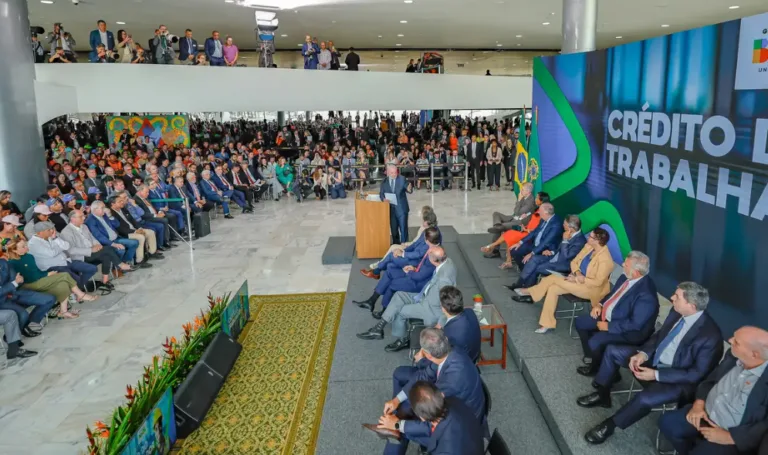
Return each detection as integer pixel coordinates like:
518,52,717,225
0,187,516,455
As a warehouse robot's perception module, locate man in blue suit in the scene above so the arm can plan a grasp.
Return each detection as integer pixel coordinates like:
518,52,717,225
204,31,225,66
352,234,438,317
379,329,487,455
148,181,186,235
578,281,722,445
213,166,251,213
574,251,659,377
438,286,482,363
199,170,234,219
508,214,586,290
85,201,139,265
178,29,198,63
0,259,56,338
508,202,563,269
380,164,412,245
376,381,484,455
184,173,215,213
658,326,768,455
89,20,115,61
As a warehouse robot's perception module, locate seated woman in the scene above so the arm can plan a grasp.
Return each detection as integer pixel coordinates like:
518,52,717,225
275,157,294,191
257,157,283,201
415,152,431,190
512,227,613,334
311,167,327,200
480,191,547,268
6,238,98,320
328,166,346,199
0,190,23,219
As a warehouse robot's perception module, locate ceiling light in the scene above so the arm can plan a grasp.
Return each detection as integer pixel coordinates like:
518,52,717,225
378,35,383,38
297,43,302,46
281,34,288,37
497,44,503,47
616,36,623,39
661,24,670,27
116,21,126,24
502,67,506,70
516,43,521,47
225,0,234,2
396,43,402,46
729,5,739,9
472,58,477,60
40,0,54,3
332,20,336,23
397,34,404,37
542,22,550,25
515,34,522,38
400,20,408,23
404,0,413,3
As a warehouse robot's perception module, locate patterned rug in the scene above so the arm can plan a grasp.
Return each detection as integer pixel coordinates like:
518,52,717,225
179,292,344,455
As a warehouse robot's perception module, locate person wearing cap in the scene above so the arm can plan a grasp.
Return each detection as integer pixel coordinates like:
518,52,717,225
5,236,92,320
85,201,140,266
24,204,53,240
87,186,103,204
61,194,78,216
0,214,25,246
27,220,99,292
46,198,69,233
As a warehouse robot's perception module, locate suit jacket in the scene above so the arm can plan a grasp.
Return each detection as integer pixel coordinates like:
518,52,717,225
85,214,119,246
695,350,768,452
407,258,458,325
599,275,660,341
199,179,223,201
204,37,221,60
639,311,722,385
512,194,537,222
403,350,486,440
402,227,442,261
60,224,99,261
167,185,190,211
442,308,482,363
178,37,199,61
133,196,161,221
110,208,138,237
521,214,563,254
467,142,484,164
379,175,411,217
212,174,235,192
570,245,614,306
186,181,205,202
84,177,104,194
546,232,587,271
0,259,20,306
425,397,485,455
89,30,115,58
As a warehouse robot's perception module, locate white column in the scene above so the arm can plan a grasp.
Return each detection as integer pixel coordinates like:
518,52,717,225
561,0,598,54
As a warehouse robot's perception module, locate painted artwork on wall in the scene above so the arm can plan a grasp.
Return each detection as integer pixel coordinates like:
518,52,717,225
107,115,190,148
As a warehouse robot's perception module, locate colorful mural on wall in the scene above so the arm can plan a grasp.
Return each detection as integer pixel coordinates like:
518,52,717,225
107,115,190,148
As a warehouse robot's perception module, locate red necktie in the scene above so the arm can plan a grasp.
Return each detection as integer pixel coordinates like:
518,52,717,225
601,280,629,321
415,253,428,272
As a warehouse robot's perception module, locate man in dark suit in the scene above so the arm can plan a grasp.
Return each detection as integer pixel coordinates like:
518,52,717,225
0,259,56,338
574,251,660,377
438,286,482,363
212,166,251,213
178,29,198,63
133,185,175,243
658,326,768,455
508,202,563,269
509,214,586,289
466,135,484,189
88,20,115,62
184,173,214,213
204,31,225,66
578,281,722,444
485,182,538,258
376,381,484,455
199,169,234,219
230,161,266,205
361,218,441,279
148,181,186,235
379,164,412,245
379,329,487,455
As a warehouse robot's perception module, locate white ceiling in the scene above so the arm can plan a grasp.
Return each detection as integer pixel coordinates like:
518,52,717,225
27,0,768,52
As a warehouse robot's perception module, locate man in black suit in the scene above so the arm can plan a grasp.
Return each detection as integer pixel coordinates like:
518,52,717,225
133,184,175,243
178,29,198,64
466,134,484,189
578,281,723,445
106,195,158,267
659,325,768,455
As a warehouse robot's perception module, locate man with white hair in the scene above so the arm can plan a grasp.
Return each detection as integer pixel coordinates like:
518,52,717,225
184,173,215,213
199,169,234,219
379,164,412,244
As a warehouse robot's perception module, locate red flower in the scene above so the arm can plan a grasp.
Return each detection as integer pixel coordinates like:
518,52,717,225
125,385,135,405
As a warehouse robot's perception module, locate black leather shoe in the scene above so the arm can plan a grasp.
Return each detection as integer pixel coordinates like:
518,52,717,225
99,282,115,290
372,310,384,320
503,281,523,292
576,392,612,409
577,365,598,377
483,250,501,259
584,420,615,445
156,246,168,252
353,300,374,311
385,337,410,352
8,348,38,359
357,325,385,340
511,295,534,304
22,328,41,338
224,214,234,219
150,252,165,259
137,262,153,269
487,226,503,234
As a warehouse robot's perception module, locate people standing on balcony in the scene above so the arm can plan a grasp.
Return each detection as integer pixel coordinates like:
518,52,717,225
89,20,115,62
115,30,135,64
152,25,176,65
46,23,77,62
205,31,225,67
345,47,360,70
223,36,239,67
302,35,319,69
178,29,199,65
318,41,332,70
328,41,342,70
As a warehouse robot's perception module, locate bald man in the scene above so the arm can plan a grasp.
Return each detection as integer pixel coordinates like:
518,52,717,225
659,326,768,455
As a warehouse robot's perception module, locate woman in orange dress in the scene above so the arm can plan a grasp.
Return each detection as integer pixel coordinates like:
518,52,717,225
480,212,542,269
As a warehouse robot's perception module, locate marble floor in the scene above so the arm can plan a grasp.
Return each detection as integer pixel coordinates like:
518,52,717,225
0,187,515,455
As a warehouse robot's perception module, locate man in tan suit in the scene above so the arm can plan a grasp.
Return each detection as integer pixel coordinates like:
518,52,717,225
485,182,537,258
512,227,614,334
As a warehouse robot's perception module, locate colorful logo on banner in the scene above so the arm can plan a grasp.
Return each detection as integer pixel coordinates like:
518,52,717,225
107,115,190,148
754,37,768,63
120,388,176,455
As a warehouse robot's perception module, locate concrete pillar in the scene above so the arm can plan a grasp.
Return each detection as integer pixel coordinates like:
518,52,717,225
561,0,598,54
277,111,286,127
0,0,48,205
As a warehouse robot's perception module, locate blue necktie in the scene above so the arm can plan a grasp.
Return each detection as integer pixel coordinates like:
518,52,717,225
653,319,685,366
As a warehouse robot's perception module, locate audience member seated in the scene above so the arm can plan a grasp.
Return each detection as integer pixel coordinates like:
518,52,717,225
578,281,722,444
200,170,235,219
376,381,484,455
484,181,537,258
357,248,457,352
506,202,563,269
506,214,586,290
232,161,268,204
108,195,158,267
377,328,486,455
0,190,23,219
328,166,347,199
183,174,215,213
1,215,26,248
366,206,436,276
482,193,549,270
436,286,481,363
0,258,55,337
658,326,768,455
60,209,126,291
213,165,252,213
24,204,53,239
574,251,659,377
0,309,38,359
148,181,188,238
134,185,177,242
353,229,441,319
513,227,613,334
46,198,69,232
26,221,100,293
361,211,439,279
123,194,171,250
85,201,140,267
6,236,88,319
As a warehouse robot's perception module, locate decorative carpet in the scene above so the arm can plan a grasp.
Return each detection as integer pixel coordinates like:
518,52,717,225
180,292,345,455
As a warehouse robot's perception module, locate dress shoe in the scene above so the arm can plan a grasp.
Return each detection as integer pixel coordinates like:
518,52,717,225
503,281,523,292
353,300,374,311
511,295,534,304
137,262,153,269
99,282,115,290
362,423,400,442
584,420,615,445
487,226,503,234
385,337,410,352
156,246,168,252
8,348,38,359
224,214,234,219
483,250,501,259
372,310,384,320
357,321,386,340
576,365,598,377
360,269,380,279
576,392,612,409
150,252,165,259
22,327,41,337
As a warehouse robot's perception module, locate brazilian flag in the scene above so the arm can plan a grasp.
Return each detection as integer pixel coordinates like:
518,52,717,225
513,107,541,194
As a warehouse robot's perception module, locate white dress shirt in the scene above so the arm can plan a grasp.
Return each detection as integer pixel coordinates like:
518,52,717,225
28,235,71,270
603,276,643,321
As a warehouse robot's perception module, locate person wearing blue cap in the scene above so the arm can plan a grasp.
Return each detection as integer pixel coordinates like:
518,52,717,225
46,198,69,232
87,186,102,204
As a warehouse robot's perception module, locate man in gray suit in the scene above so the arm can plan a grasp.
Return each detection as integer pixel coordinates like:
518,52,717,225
357,247,457,352
1,309,37,359
485,182,538,258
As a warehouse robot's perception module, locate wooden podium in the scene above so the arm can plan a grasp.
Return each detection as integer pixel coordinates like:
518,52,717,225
355,193,391,259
